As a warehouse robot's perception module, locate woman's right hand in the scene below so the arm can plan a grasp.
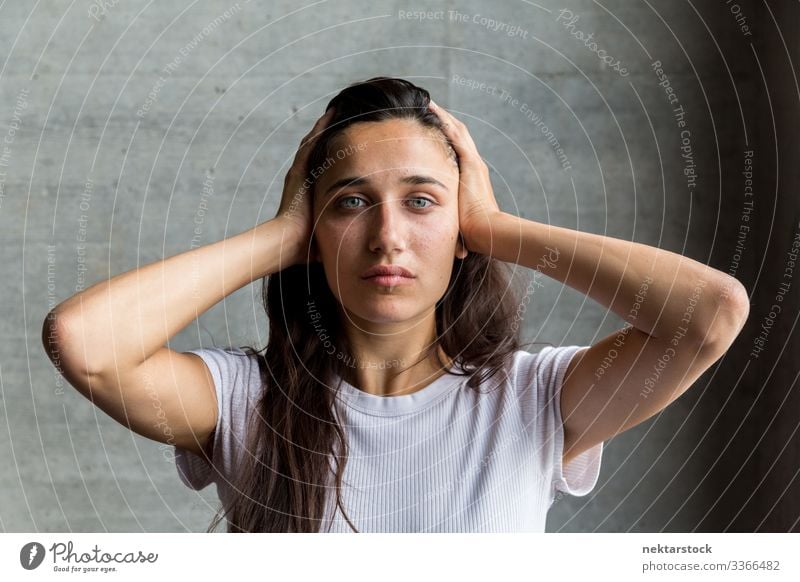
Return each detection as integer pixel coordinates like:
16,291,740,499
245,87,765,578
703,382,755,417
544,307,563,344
274,106,336,266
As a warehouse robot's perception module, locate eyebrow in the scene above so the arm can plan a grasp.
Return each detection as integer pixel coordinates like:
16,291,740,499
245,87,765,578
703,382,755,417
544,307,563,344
322,174,448,197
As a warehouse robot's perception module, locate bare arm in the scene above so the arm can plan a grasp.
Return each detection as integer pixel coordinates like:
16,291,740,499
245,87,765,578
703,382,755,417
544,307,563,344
45,219,302,378
42,217,302,456
427,98,748,346
468,213,749,465
467,213,748,347
428,99,750,467
42,107,335,457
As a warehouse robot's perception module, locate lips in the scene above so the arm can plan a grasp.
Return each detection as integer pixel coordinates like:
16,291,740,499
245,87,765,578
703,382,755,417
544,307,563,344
360,264,415,279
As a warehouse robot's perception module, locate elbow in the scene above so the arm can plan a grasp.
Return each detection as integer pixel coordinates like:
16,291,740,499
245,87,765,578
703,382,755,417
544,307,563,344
41,310,94,379
42,310,69,381
695,276,750,353
42,310,64,364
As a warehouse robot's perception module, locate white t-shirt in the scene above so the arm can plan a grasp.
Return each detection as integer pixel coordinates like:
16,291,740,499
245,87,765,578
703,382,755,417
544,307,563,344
174,345,603,532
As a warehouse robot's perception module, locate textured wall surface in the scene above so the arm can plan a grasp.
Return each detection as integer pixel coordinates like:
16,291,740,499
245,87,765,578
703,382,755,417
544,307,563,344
1,0,796,532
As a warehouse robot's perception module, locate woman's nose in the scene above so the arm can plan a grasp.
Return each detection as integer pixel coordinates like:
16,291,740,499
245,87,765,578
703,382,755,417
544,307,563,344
367,200,407,254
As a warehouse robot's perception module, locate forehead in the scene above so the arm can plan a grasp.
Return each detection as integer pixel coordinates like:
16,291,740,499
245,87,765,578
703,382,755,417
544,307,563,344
322,118,456,182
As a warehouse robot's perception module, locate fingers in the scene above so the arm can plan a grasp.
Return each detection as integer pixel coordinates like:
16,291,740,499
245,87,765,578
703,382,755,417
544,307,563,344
429,100,464,133
306,106,336,140
428,100,479,160
293,106,336,167
299,107,335,149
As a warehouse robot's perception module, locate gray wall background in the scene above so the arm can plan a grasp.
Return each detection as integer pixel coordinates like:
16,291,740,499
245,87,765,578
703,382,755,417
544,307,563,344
1,0,797,532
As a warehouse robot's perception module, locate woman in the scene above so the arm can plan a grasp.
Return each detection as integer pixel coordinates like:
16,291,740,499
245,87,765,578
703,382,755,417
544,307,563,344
43,77,750,533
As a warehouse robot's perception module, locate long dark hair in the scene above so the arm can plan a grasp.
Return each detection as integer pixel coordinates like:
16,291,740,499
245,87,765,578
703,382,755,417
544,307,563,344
207,77,527,532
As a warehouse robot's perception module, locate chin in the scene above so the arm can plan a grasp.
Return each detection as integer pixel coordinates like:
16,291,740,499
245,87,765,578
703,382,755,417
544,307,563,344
343,297,418,324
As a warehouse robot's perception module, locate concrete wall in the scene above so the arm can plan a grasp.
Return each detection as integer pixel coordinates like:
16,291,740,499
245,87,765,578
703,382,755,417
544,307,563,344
1,0,796,532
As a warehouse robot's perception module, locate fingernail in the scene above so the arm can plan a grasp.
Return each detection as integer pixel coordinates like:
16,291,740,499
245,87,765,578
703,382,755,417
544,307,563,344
429,99,436,109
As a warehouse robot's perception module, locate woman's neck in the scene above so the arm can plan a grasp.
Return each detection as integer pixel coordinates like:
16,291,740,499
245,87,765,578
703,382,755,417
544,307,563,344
341,343,453,397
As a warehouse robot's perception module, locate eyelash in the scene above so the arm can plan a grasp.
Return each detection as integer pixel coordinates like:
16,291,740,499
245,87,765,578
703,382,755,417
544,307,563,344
335,195,435,211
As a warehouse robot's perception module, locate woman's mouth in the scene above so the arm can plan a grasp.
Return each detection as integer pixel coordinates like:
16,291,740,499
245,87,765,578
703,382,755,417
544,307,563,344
362,274,416,286
360,264,416,286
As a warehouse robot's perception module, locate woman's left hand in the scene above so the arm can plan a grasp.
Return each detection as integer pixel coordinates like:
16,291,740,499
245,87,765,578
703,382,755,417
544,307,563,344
428,99,503,252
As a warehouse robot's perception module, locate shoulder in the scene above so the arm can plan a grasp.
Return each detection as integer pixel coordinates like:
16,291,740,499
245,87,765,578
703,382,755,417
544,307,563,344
174,346,264,490
507,345,588,411
457,346,585,391
508,345,586,391
186,346,262,382
183,346,265,415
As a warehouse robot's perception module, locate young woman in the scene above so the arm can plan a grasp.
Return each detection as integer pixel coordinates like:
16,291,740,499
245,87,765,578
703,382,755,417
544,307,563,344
43,77,750,533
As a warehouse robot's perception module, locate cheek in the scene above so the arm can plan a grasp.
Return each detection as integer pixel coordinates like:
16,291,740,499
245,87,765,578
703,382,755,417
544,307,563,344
375,215,459,257
415,218,460,253
413,222,461,287
315,221,351,258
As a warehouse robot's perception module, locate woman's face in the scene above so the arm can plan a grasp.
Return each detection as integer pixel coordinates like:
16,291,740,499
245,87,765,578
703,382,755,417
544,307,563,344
312,118,466,327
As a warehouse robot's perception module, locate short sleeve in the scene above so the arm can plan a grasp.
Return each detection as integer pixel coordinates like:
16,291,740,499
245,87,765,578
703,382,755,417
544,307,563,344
174,347,262,491
544,346,603,500
516,345,603,504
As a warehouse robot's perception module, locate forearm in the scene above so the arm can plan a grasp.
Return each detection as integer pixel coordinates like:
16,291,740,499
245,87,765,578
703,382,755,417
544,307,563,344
45,217,301,375
471,212,747,344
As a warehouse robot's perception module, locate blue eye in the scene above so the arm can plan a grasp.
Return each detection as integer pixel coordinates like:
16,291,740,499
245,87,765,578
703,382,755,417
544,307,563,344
406,197,433,209
337,196,365,209
334,195,435,211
